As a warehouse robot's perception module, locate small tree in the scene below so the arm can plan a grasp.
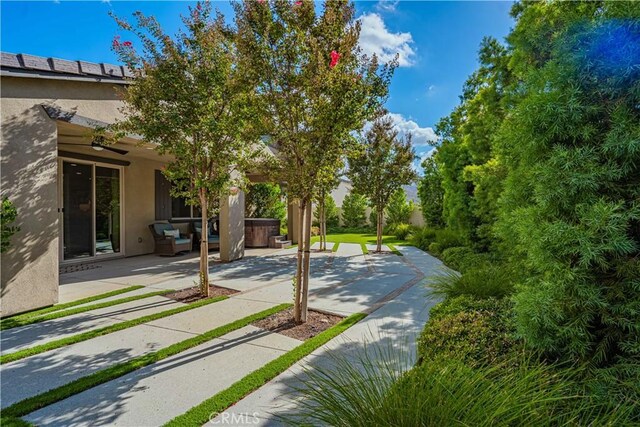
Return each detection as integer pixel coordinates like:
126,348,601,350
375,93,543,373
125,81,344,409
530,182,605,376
385,189,414,229
245,183,286,222
417,155,444,227
348,116,416,252
341,192,368,228
235,0,394,322
111,2,255,297
1,197,20,253
314,169,341,251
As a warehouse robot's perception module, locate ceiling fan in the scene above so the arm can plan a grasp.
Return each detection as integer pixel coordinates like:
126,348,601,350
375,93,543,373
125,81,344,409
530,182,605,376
58,136,129,155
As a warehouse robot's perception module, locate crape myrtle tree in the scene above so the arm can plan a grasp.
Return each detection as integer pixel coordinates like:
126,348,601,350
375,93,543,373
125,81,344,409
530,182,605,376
315,165,342,251
111,2,256,297
496,1,640,366
234,0,394,322
348,116,416,252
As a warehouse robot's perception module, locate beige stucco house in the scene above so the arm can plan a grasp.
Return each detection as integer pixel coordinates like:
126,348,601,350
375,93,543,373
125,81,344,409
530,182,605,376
0,52,251,317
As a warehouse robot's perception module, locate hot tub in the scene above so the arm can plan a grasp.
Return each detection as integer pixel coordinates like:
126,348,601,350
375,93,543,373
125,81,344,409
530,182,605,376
244,218,281,248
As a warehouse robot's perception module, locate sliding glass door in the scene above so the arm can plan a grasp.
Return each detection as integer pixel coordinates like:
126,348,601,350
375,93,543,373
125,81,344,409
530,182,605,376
60,160,123,262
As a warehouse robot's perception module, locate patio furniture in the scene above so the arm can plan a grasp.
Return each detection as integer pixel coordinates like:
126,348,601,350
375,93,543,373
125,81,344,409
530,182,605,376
148,222,192,256
193,220,220,251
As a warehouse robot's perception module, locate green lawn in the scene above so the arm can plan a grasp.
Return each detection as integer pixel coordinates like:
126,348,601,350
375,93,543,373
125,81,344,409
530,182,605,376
311,232,405,246
308,231,407,256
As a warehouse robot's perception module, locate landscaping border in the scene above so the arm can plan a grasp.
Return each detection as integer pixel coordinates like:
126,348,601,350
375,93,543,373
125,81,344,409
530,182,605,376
1,303,291,424
163,312,368,427
0,295,229,364
0,285,144,324
0,289,174,330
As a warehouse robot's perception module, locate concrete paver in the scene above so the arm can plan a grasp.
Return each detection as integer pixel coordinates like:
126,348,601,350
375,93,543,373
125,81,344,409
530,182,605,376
25,326,301,427
1,296,185,355
8,242,446,427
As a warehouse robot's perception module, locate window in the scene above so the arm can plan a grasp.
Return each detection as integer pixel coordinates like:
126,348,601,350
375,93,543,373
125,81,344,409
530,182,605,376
155,170,202,219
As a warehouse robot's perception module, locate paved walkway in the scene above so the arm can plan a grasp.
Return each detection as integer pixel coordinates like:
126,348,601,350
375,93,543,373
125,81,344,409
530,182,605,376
3,243,446,426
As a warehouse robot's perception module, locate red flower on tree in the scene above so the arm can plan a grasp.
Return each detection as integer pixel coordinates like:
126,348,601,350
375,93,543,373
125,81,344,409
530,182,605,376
123,41,132,47
112,35,121,48
330,50,341,68
294,1,302,5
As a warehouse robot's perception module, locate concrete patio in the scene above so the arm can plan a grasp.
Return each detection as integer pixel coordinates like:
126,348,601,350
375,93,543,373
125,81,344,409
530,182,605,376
3,243,446,426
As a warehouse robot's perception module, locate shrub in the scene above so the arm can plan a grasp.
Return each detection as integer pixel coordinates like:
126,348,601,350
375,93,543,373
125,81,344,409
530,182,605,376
286,338,633,426
434,228,463,251
394,223,411,240
410,226,438,250
430,263,516,300
418,295,520,366
385,189,414,227
1,197,20,253
441,246,492,272
310,226,320,236
428,242,441,254
341,192,368,228
244,183,286,221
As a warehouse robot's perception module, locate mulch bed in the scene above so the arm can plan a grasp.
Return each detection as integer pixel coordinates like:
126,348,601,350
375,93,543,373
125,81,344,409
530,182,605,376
164,285,238,304
252,307,343,341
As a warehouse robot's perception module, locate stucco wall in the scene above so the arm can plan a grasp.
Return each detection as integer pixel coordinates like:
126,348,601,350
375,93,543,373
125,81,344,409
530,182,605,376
1,99,59,316
1,76,130,316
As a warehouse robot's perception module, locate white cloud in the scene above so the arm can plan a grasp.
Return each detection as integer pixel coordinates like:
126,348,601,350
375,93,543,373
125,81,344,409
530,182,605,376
375,0,399,13
357,13,415,67
387,113,438,147
420,148,436,161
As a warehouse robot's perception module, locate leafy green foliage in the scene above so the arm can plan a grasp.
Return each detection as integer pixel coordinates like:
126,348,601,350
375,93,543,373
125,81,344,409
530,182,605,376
418,296,520,366
417,156,444,227
441,246,491,272
410,226,437,249
496,1,640,365
384,189,414,228
430,263,516,300
1,197,19,253
341,192,368,228
393,223,411,241
245,183,286,221
287,333,633,426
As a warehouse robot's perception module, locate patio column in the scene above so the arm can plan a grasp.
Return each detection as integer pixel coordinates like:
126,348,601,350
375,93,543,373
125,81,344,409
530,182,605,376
287,199,300,244
219,189,245,262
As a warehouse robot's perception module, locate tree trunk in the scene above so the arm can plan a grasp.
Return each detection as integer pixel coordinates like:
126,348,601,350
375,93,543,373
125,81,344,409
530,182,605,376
294,199,306,323
319,191,325,251
377,207,383,253
199,189,210,297
301,198,312,322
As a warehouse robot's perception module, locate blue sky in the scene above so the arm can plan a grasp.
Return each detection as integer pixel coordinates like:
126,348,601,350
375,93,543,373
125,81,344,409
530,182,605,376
1,0,514,165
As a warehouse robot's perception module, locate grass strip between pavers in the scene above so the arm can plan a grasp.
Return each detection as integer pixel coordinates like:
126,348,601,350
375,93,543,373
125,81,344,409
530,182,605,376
0,285,145,324
0,290,174,330
332,242,340,252
387,244,403,256
360,242,369,255
1,303,292,424
163,311,368,427
0,295,230,365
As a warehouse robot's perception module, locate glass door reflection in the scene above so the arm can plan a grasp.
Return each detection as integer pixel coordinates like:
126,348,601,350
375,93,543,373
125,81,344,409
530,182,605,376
95,166,121,255
62,162,93,260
